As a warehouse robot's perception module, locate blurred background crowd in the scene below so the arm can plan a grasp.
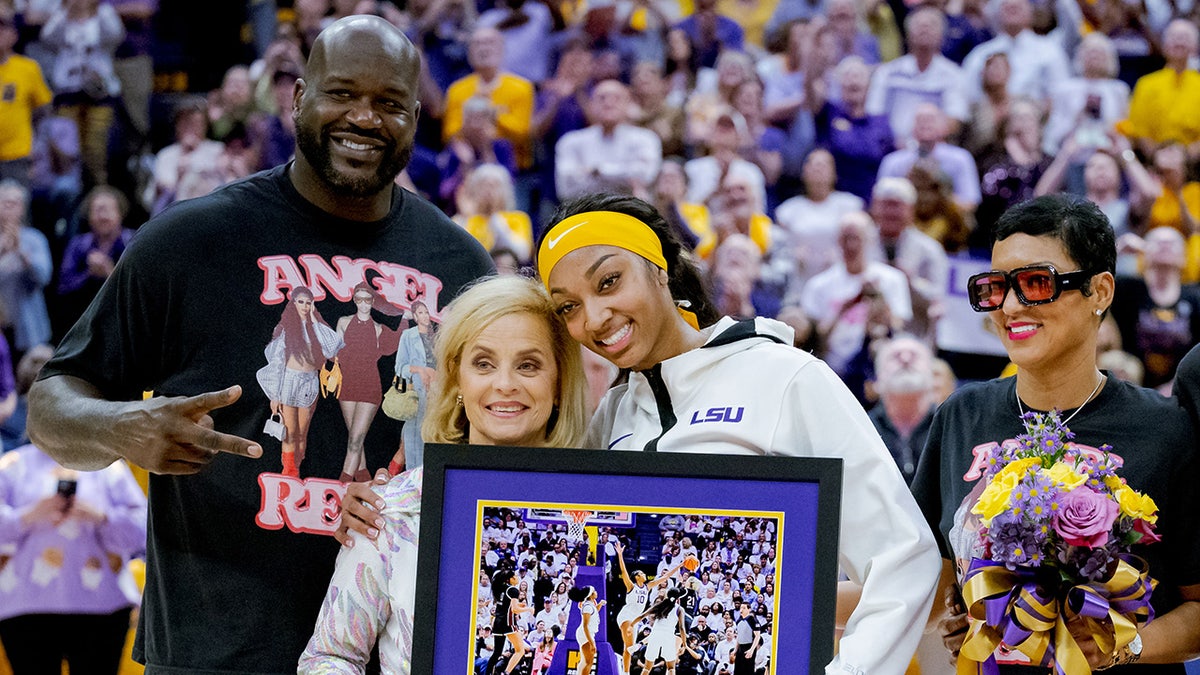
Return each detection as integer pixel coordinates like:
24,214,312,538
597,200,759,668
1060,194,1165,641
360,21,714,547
0,0,1199,671
0,0,1194,412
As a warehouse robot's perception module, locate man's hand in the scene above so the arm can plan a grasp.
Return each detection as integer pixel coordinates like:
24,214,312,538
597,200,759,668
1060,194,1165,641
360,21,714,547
335,470,390,547
1066,615,1115,669
939,581,970,664
111,386,262,474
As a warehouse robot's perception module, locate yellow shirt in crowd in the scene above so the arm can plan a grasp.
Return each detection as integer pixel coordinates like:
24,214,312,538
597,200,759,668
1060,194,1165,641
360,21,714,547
1150,182,1200,236
0,54,53,161
443,73,535,170
696,212,772,259
460,211,533,254
1122,68,1200,146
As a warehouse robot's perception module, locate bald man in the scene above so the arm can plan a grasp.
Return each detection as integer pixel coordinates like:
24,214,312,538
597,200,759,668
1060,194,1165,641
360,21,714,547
1124,19,1200,158
27,16,493,673
554,79,663,199
443,26,535,170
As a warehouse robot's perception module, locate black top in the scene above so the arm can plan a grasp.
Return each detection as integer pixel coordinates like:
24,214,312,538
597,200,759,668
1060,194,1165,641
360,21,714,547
41,165,493,674
911,372,1200,674
867,404,933,485
1111,276,1200,389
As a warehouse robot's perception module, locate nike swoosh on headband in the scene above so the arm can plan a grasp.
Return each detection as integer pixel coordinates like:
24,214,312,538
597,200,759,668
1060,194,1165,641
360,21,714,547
546,221,589,249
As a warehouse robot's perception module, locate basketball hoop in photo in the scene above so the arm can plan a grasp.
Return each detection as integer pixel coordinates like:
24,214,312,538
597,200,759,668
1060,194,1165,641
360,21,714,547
561,508,594,543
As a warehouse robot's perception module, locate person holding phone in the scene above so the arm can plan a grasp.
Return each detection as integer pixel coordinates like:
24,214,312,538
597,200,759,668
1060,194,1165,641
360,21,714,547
0,442,147,674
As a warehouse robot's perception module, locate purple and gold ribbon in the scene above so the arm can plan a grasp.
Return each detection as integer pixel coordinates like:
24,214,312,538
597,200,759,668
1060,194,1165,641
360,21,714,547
957,556,1156,675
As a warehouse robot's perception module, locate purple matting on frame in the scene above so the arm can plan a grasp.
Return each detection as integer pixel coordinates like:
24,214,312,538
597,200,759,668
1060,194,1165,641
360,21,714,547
433,469,821,673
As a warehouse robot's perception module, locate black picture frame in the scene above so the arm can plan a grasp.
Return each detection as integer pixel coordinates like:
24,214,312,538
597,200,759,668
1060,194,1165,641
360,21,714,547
412,443,842,675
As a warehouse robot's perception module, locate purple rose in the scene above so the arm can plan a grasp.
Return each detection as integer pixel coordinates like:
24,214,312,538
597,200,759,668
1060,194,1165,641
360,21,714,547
1053,488,1119,548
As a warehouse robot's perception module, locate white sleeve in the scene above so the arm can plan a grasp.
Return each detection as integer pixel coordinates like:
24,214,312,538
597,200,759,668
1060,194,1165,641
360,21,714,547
941,65,970,122
877,268,913,322
864,63,889,116
583,384,627,449
960,45,987,104
554,132,590,200
772,360,940,675
631,129,664,186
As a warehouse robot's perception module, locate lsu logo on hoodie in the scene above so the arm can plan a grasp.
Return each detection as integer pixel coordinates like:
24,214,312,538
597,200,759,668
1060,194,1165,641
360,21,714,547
689,407,745,424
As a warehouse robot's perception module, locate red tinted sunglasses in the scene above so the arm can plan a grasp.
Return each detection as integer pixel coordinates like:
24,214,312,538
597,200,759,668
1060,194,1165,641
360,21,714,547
967,264,1095,312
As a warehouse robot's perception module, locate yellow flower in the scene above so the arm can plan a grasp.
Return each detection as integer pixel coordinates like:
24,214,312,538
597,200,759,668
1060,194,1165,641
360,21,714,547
1115,486,1159,524
972,470,1021,526
1104,475,1124,492
997,457,1042,483
1048,462,1088,490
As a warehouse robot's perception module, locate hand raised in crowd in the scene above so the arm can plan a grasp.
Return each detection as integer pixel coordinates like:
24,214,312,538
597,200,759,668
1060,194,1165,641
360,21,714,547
543,76,578,100
20,494,70,528
107,386,262,474
86,250,115,279
335,471,390,547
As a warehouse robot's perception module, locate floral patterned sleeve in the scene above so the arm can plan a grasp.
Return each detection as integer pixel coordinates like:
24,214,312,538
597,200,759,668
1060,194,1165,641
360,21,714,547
299,468,422,674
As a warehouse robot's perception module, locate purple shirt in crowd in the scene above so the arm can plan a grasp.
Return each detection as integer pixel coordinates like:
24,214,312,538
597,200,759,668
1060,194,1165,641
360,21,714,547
57,228,135,296
815,101,895,202
0,444,147,620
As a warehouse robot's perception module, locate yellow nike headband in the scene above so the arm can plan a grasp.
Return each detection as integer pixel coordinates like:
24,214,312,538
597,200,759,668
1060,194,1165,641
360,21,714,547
537,210,669,286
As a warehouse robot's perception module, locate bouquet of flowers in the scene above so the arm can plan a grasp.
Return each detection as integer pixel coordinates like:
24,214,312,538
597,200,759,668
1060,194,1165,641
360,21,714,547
957,410,1158,674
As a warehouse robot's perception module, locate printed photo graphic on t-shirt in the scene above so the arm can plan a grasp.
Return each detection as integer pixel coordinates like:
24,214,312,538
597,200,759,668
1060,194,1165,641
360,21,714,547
251,254,449,537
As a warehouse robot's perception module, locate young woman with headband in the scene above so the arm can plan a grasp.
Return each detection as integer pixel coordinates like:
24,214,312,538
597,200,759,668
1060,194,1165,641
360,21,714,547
537,193,940,674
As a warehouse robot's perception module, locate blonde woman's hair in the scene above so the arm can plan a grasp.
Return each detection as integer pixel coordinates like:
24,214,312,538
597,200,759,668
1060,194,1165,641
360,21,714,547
422,275,588,447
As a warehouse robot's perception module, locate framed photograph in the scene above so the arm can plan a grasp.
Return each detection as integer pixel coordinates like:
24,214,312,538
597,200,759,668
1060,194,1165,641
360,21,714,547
411,444,842,675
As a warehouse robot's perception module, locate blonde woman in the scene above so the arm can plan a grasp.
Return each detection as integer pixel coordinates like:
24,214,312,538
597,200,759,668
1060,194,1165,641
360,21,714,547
302,276,587,673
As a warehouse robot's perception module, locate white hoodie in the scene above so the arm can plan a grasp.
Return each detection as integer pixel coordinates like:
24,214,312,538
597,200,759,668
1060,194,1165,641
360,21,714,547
585,316,940,675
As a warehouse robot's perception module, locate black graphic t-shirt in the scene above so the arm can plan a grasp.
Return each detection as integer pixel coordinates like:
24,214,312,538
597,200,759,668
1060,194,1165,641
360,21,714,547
40,165,493,674
910,372,1200,673
1111,277,1200,389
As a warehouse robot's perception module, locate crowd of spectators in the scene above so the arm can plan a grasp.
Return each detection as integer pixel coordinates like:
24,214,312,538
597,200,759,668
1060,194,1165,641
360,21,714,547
0,0,1196,433
473,507,778,674
1,0,1200,670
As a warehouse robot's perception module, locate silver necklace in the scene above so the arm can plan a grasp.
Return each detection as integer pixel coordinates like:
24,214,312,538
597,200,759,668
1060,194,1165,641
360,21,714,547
1016,371,1105,426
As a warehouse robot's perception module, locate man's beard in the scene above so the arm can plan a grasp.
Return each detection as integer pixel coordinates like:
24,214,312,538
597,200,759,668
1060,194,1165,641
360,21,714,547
296,122,412,198
883,369,932,395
